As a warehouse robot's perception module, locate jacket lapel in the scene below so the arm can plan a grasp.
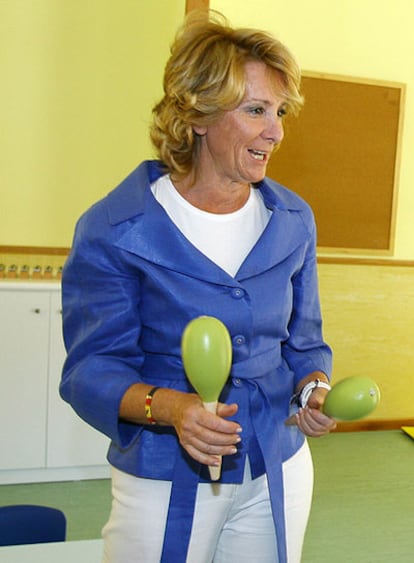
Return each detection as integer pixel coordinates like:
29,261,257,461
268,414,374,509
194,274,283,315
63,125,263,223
105,161,310,284
237,205,309,280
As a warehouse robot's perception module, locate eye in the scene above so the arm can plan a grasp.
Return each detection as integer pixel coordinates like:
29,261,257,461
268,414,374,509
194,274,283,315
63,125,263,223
247,105,266,116
277,106,288,118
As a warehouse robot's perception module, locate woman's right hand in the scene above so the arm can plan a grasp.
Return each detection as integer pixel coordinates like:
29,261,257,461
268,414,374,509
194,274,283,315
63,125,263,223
168,391,242,467
119,384,241,467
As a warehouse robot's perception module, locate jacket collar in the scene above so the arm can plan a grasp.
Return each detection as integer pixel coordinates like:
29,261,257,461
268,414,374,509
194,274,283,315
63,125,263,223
106,160,166,225
106,161,310,283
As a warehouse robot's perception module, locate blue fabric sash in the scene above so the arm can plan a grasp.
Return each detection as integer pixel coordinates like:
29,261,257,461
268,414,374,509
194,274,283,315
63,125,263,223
159,382,292,563
160,450,201,562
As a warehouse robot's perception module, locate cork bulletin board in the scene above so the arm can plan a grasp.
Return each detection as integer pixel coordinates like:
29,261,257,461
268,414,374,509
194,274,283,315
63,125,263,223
267,72,405,253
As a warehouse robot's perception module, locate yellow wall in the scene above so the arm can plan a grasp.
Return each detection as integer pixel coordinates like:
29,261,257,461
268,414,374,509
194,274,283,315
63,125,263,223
1,1,413,420
2,0,413,258
0,0,184,247
212,0,414,261
209,0,414,421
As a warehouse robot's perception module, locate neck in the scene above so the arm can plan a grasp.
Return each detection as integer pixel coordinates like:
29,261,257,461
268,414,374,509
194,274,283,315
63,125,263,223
171,175,251,214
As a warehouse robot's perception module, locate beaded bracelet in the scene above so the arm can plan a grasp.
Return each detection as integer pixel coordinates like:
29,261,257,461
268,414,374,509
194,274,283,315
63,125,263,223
145,386,160,424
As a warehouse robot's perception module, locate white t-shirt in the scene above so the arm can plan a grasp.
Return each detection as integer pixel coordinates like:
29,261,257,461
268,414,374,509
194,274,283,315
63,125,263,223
151,175,271,277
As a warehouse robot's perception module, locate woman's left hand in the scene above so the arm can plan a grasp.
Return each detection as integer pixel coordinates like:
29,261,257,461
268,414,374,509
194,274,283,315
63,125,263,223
296,386,337,437
295,406,337,437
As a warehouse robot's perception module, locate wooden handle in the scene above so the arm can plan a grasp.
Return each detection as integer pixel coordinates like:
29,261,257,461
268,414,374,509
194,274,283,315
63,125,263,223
203,401,222,481
284,413,298,426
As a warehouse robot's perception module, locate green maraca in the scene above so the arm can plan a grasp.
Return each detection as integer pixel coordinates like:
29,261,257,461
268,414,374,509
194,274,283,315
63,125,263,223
322,376,381,420
181,316,232,480
285,375,381,426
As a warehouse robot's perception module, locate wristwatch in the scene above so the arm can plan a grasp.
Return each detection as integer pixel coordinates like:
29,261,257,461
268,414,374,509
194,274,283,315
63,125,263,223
295,379,331,408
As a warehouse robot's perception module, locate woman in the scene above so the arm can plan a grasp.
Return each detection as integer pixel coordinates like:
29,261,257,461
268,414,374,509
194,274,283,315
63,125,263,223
60,10,336,563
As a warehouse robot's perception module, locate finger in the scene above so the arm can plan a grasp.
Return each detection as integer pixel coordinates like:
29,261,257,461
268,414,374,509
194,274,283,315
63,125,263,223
184,438,239,466
216,402,239,418
182,426,241,455
185,444,222,467
297,408,336,436
305,407,334,426
199,407,242,435
297,412,324,436
190,435,240,456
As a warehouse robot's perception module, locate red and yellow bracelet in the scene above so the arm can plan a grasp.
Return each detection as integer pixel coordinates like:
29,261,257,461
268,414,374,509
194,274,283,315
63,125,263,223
145,386,160,424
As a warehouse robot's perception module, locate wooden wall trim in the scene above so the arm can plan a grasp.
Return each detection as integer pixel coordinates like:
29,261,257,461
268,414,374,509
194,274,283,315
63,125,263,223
334,418,414,432
317,256,414,267
186,0,209,13
0,246,70,256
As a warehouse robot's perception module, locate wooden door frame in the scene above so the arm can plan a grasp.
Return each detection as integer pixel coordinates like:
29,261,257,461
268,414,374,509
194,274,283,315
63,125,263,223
186,0,209,13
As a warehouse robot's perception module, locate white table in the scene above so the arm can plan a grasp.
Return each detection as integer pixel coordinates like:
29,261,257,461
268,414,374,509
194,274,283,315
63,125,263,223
0,539,103,562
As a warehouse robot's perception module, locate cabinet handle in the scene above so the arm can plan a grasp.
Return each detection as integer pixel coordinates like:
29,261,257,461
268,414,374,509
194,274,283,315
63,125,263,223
32,308,41,314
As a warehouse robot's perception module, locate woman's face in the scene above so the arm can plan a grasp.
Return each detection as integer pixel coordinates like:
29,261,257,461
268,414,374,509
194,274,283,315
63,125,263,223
194,60,287,187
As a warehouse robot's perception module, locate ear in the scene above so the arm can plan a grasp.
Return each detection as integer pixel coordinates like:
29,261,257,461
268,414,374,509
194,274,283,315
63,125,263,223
193,124,207,136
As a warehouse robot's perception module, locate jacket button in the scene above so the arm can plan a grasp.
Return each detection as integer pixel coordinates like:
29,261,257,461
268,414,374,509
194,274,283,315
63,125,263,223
231,288,244,299
233,335,245,346
233,378,242,386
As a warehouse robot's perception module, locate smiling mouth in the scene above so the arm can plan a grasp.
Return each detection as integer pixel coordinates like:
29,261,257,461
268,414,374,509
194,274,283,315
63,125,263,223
248,149,267,161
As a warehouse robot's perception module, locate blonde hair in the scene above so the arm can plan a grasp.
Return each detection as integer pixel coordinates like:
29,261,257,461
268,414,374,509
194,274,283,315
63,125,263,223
150,10,303,177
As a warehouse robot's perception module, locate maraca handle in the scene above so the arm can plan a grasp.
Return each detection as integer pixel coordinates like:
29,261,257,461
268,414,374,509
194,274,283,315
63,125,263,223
284,413,297,426
203,400,221,481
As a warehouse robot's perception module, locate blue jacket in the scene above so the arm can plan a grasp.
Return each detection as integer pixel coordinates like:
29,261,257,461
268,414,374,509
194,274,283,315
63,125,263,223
60,160,331,562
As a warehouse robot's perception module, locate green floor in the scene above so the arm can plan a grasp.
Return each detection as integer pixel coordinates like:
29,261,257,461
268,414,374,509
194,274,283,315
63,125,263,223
1,430,413,562
305,429,414,562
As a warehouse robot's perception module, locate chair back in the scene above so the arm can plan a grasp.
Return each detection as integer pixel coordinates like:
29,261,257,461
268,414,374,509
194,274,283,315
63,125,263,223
0,504,66,546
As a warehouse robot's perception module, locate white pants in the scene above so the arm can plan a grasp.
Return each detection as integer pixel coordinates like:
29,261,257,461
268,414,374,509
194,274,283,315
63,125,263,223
102,441,314,563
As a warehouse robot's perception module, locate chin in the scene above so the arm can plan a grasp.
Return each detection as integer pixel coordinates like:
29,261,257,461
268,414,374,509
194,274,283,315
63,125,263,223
249,172,267,184
238,163,268,185
250,164,268,183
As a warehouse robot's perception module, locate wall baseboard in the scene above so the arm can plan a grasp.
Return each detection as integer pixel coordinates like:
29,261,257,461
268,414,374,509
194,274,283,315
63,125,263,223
334,418,414,432
0,245,70,255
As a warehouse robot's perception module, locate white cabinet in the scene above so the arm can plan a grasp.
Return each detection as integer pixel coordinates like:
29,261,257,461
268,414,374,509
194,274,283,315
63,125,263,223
0,289,49,470
46,292,109,468
0,282,110,484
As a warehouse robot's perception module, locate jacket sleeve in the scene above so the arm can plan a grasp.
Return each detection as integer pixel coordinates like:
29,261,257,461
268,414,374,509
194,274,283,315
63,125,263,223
281,216,332,386
60,211,145,449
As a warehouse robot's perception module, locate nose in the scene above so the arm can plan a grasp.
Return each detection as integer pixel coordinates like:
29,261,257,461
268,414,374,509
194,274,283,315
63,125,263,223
264,113,284,145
